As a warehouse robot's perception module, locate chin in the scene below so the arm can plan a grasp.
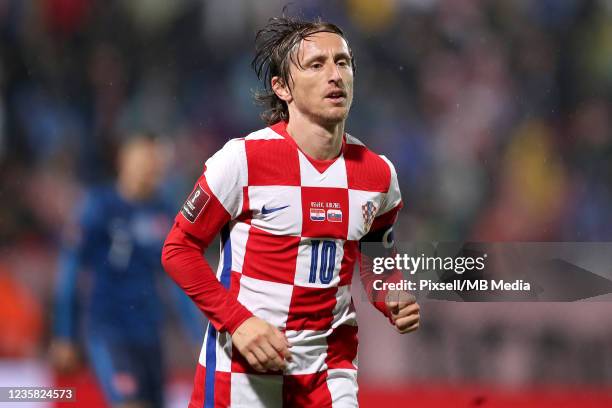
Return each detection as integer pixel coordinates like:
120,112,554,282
317,109,350,125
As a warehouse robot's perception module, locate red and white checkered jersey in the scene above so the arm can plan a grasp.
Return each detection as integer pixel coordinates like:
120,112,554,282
171,121,402,406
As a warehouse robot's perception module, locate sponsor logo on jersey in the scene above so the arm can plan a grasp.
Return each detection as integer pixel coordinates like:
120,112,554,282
362,201,377,231
310,208,326,221
181,185,209,223
327,209,343,222
262,204,290,215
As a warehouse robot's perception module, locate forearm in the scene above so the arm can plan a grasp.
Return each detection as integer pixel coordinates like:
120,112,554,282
358,250,403,319
359,211,404,319
53,248,81,340
162,224,252,333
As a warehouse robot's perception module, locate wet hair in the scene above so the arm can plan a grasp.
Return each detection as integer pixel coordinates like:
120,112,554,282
252,15,355,125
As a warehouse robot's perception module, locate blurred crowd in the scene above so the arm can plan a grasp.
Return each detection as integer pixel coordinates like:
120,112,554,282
1,0,611,387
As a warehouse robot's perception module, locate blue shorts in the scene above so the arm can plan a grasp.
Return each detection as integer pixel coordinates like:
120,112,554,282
85,334,164,407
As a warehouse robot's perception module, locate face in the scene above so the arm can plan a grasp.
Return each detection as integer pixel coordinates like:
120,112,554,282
119,139,167,199
274,31,354,125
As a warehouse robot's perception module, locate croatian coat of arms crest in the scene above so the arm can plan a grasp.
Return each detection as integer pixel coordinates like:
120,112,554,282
362,201,377,232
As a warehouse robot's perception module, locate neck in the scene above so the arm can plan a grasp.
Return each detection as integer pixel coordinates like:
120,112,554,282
285,110,344,160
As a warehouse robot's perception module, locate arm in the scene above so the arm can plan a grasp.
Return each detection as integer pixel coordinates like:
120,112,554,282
358,213,420,334
53,248,81,341
50,247,82,374
162,140,291,371
358,206,405,320
358,156,420,333
50,194,95,373
162,221,252,334
161,140,254,333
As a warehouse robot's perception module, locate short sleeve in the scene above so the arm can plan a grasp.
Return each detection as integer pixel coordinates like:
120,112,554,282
370,156,403,230
175,139,247,244
202,139,248,218
379,156,401,214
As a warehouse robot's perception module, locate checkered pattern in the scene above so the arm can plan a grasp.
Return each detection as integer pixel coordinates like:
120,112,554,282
178,122,401,407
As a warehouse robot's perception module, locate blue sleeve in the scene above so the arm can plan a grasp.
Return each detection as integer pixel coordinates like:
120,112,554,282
53,246,81,340
53,192,100,340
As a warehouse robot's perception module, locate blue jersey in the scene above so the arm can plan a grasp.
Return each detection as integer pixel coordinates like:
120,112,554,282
54,185,178,344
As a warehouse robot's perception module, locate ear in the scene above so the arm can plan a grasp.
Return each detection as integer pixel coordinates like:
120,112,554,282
271,76,292,103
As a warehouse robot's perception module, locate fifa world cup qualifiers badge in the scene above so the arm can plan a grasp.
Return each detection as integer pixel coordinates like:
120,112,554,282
181,185,210,223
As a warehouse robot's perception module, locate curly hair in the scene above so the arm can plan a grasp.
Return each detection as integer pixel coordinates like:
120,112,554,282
252,15,355,125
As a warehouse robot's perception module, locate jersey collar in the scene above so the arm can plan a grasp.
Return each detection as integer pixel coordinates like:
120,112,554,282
269,121,347,174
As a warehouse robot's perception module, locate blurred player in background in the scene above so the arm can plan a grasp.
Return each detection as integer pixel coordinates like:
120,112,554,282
51,134,202,408
162,15,420,407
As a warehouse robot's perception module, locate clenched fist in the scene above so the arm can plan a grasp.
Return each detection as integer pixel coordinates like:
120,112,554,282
231,316,292,373
385,290,420,333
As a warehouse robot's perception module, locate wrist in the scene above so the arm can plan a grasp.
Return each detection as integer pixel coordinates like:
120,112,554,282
227,309,254,335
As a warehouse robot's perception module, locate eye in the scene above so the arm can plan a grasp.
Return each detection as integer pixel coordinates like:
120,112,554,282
311,62,323,69
337,59,351,68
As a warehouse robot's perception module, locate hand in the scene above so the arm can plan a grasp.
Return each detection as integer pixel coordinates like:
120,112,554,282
231,316,292,373
385,290,420,333
49,339,80,374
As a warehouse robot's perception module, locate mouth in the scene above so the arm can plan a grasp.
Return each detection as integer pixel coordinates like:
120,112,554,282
325,90,347,103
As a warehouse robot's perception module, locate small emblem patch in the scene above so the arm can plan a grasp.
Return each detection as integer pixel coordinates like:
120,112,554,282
362,201,377,232
327,209,343,222
310,208,326,221
181,185,209,223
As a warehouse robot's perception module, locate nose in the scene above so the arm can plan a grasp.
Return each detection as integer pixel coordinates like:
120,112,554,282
328,61,342,84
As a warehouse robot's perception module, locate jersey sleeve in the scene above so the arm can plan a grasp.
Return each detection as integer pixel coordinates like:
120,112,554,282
163,139,253,334
359,156,404,321
371,155,403,231
53,191,101,340
175,138,247,245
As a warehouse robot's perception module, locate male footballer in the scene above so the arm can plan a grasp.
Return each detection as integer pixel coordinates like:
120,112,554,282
162,15,420,407
52,135,201,408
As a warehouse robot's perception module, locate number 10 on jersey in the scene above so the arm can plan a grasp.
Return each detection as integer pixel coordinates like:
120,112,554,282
309,240,336,284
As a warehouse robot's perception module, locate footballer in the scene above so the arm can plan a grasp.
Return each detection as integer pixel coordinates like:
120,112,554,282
162,15,420,407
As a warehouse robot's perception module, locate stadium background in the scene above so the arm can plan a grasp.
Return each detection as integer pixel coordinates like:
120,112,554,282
1,0,612,406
